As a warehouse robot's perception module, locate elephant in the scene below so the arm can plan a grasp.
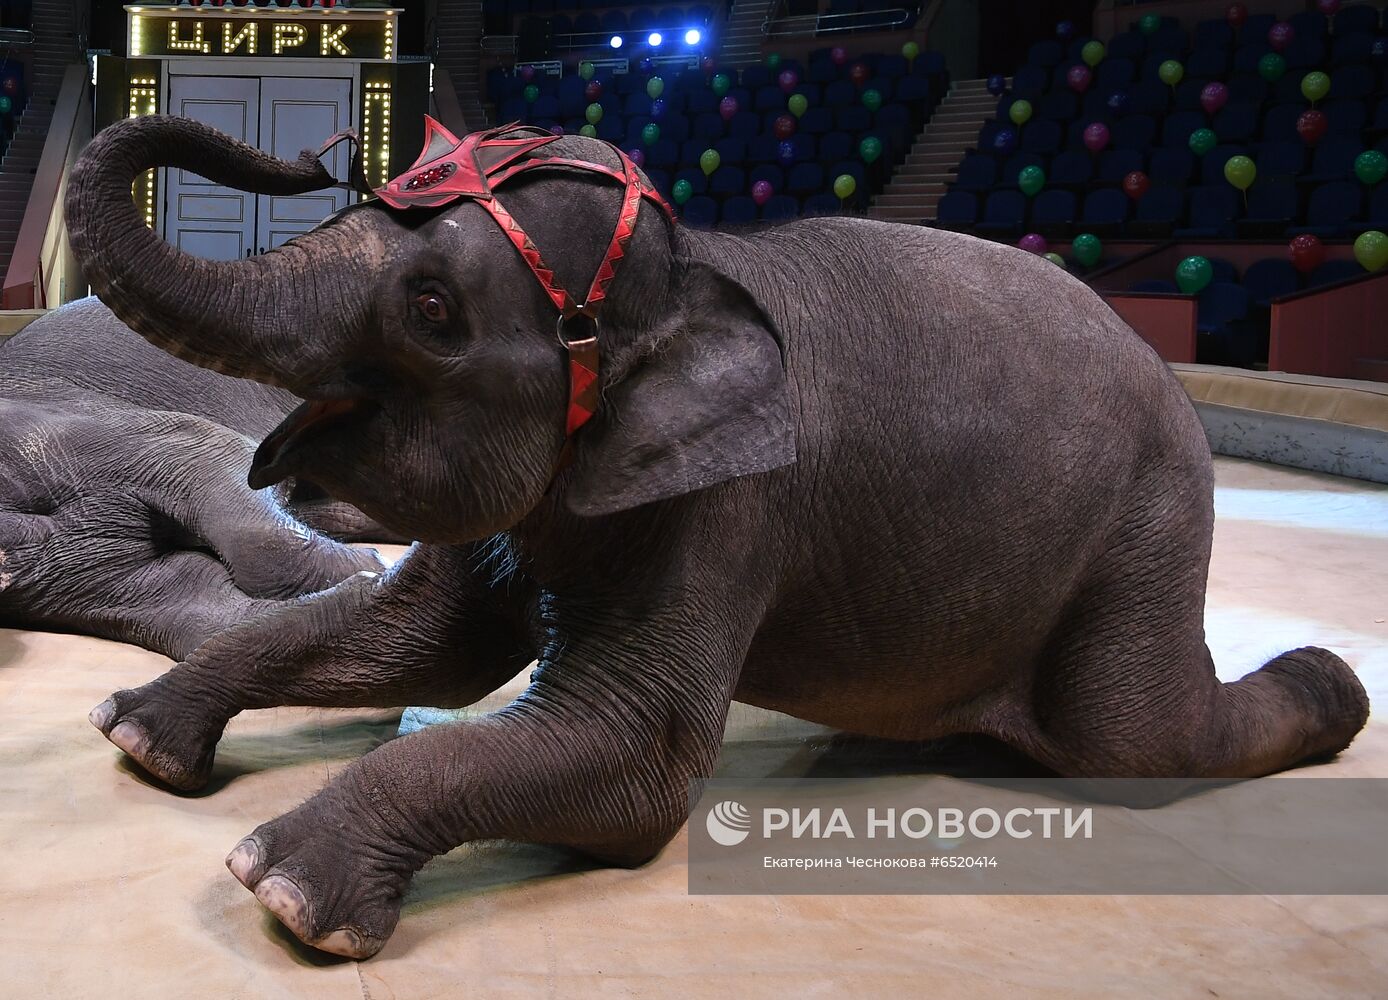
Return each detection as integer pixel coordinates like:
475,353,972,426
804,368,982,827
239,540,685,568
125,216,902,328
67,115,1369,960
0,298,389,658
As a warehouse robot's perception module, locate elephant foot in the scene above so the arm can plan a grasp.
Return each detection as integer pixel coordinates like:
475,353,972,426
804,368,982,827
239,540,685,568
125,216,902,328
225,786,422,960
89,683,225,792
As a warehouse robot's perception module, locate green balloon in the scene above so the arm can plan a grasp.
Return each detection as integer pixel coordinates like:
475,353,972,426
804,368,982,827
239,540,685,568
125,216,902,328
1008,99,1033,126
862,88,882,113
1139,13,1161,35
672,179,693,205
1158,59,1184,86
1258,53,1286,83
699,148,721,176
641,123,660,146
1018,165,1045,197
646,76,664,100
1072,232,1103,268
1223,154,1256,191
585,102,603,125
902,41,920,61
1300,71,1330,104
523,84,539,104
1354,230,1388,272
788,93,808,118
858,136,882,164
711,73,731,97
1354,150,1388,186
578,61,594,81
1188,128,1217,156
1081,41,1105,68
1175,255,1213,294
579,124,597,138
766,52,781,70
833,174,857,199
1043,252,1067,268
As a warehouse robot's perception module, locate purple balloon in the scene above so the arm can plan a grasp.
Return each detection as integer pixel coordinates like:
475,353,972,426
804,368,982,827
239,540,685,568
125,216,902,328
751,180,773,206
1199,81,1229,115
550,125,565,136
1106,89,1129,114
650,97,666,119
1267,22,1294,51
1018,233,1049,254
986,74,1006,96
719,95,739,121
1082,121,1110,153
519,65,536,82
627,147,645,169
1056,20,1075,40
777,139,795,166
991,127,1017,154
1066,64,1092,94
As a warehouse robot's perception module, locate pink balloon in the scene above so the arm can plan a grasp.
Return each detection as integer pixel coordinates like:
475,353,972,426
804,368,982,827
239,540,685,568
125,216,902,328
719,96,739,121
778,69,799,94
1199,82,1229,115
751,180,773,206
1018,233,1048,255
627,147,645,169
1316,0,1341,15
1267,22,1294,51
519,65,536,82
1082,122,1110,153
1066,64,1092,94
830,47,848,66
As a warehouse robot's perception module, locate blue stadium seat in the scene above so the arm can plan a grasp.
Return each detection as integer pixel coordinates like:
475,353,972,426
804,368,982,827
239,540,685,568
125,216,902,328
1097,148,1144,182
1126,81,1169,116
1013,66,1048,95
1174,185,1239,238
1283,36,1326,70
761,195,800,221
1129,185,1184,237
1323,100,1367,135
804,192,843,215
1213,102,1258,143
1241,258,1300,307
1197,282,1250,334
1330,64,1375,100
1107,31,1144,62
935,191,978,229
786,162,824,196
1161,110,1205,148
1096,58,1137,91
1193,19,1233,51
1026,39,1063,67
714,137,747,164
1362,185,1388,232
1256,140,1306,179
1111,115,1157,150
999,151,1045,187
1149,147,1195,186
1308,258,1361,287
1336,3,1381,34
799,107,833,134
1305,136,1360,182
1079,187,1128,235
1289,181,1363,237
819,131,852,163
1227,74,1268,104
1048,150,1093,189
1020,119,1062,154
1030,189,1077,235
1261,102,1304,144
835,106,871,132
952,153,997,192
674,167,707,195
1185,48,1229,80
1039,91,1077,121
709,166,746,196
749,163,783,188
1237,177,1298,236
1201,145,1248,186
975,190,1028,236
1331,32,1375,66
754,86,784,112
682,195,717,227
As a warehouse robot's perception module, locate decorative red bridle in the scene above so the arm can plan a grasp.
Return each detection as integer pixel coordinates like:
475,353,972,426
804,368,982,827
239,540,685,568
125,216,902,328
362,117,676,438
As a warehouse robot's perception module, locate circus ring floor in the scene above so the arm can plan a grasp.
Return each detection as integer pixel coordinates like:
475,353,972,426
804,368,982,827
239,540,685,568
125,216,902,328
1,455,1384,998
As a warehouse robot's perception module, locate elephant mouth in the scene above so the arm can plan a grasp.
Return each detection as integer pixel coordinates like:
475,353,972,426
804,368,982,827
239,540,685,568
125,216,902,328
249,397,369,490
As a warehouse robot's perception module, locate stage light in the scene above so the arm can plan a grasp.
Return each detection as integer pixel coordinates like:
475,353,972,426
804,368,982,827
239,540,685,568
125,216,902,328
609,34,623,48
648,32,662,46
685,29,701,45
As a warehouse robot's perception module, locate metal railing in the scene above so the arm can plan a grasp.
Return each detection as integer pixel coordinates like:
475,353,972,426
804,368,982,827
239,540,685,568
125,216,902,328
0,28,35,47
762,8,913,37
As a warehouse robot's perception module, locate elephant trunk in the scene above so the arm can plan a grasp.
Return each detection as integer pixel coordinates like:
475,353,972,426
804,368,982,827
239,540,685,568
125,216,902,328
65,115,377,393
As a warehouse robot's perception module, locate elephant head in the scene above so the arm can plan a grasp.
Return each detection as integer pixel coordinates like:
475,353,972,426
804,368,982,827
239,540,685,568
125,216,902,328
66,116,795,542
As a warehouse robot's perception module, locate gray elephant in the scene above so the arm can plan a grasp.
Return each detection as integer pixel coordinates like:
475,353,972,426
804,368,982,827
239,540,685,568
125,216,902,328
69,116,1369,960
0,299,388,658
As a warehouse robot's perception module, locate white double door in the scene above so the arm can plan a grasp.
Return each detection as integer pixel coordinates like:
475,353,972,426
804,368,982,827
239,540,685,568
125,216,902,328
165,74,353,261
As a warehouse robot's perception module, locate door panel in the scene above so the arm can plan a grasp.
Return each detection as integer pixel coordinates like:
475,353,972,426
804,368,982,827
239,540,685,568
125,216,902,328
165,76,259,261
256,77,353,250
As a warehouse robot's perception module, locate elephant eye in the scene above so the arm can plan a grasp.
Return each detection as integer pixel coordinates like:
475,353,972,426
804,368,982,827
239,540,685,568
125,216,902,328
416,293,448,323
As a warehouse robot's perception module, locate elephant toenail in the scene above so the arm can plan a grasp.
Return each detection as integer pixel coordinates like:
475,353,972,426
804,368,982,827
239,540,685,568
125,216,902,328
107,720,147,757
255,874,311,937
318,927,380,960
225,839,260,887
88,700,115,731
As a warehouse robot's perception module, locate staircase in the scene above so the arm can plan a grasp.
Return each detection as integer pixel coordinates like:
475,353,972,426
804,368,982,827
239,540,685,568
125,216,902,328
435,0,489,131
0,0,76,281
867,78,995,226
718,0,777,70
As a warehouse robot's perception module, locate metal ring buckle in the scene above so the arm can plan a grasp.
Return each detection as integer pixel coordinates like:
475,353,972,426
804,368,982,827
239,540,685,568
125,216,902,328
556,310,599,348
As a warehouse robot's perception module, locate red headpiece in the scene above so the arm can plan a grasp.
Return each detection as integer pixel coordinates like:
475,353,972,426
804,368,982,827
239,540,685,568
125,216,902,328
365,117,675,439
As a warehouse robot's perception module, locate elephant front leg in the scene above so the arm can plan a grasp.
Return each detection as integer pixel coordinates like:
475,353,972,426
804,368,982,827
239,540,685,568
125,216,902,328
224,638,739,959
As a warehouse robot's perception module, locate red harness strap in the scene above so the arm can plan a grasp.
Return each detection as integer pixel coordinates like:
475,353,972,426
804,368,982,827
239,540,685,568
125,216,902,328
371,118,675,438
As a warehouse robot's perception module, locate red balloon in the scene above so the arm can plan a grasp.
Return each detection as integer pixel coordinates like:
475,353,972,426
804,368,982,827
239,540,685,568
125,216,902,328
1296,109,1328,145
1267,22,1294,51
1,77,16,96
519,65,536,82
1226,3,1247,28
584,80,603,102
751,180,773,206
1288,235,1325,274
778,69,799,94
1122,170,1150,200
1199,82,1229,115
773,114,797,140
1316,0,1341,15
701,56,716,75
719,96,739,121
830,47,848,66
848,62,869,88
1082,122,1110,153
1066,65,1092,94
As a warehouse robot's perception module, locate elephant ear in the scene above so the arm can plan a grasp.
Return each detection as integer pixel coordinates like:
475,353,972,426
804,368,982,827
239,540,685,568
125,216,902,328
565,259,796,517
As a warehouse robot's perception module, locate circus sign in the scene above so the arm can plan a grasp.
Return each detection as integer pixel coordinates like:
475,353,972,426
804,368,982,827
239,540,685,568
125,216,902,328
125,6,399,61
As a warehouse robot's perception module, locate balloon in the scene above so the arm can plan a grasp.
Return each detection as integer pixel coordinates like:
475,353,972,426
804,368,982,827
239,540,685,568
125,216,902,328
672,179,693,205
1267,22,1294,52
1082,122,1110,153
991,128,1017,154
701,56,716,75
578,61,595,80
1122,170,1150,200
1139,13,1161,35
1258,53,1287,82
1355,150,1388,186
719,96,738,121
1106,90,1129,114
849,63,869,88
1067,65,1093,94
902,41,920,62
861,88,882,112
1226,3,1247,28
830,47,847,66
1297,110,1328,145
550,125,565,136
1081,41,1105,68
1223,155,1256,191
859,136,882,163
585,102,603,125
0,95,11,115
649,97,666,120
833,174,857,200
638,57,654,74
766,52,781,70
1316,0,1341,15
523,85,539,104
1373,39,1387,65
1354,230,1388,272
986,74,1006,96
711,73,730,96
1056,20,1075,41
1008,99,1033,126
1287,234,1325,274
1300,71,1330,104
1158,60,1184,87
751,180,773,206
773,114,796,140
700,149,721,176
778,69,799,94
579,124,597,138
0,77,14,97
788,93,808,118
585,80,605,103
1018,233,1048,254
627,148,645,169
519,65,536,82
1199,82,1229,115
1188,128,1217,156
646,76,664,99
777,140,795,166
642,123,660,146
1018,165,1045,197
1175,255,1213,294
1072,233,1103,268
1043,252,1067,267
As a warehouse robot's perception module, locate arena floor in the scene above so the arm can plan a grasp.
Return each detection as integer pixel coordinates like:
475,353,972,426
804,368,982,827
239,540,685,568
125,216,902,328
2,456,1385,998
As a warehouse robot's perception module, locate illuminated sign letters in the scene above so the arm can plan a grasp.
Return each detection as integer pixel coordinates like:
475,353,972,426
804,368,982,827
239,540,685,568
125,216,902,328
133,14,396,60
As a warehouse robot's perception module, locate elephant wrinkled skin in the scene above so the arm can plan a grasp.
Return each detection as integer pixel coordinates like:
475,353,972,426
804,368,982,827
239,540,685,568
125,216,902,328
66,116,1369,960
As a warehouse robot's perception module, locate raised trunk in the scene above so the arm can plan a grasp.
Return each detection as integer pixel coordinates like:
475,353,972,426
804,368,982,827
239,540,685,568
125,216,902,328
65,115,379,393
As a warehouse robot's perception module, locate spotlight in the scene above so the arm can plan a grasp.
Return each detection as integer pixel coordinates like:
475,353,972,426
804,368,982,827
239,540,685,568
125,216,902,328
609,34,623,48
648,32,663,46
684,29,702,45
